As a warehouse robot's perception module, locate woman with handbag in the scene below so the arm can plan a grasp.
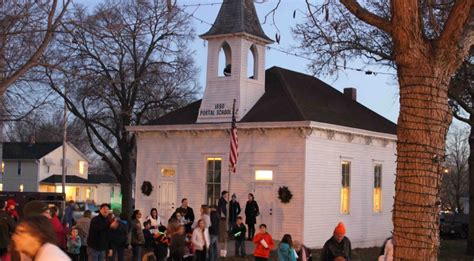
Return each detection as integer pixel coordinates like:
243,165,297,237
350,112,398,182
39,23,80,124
244,193,259,240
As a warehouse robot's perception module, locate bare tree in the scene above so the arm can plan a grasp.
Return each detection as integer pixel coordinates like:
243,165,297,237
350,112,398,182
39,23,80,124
3,109,92,155
441,126,469,213
45,0,198,217
290,0,473,259
0,0,71,94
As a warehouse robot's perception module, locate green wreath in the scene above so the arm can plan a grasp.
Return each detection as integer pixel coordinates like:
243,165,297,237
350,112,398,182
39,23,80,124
141,181,154,196
278,186,293,204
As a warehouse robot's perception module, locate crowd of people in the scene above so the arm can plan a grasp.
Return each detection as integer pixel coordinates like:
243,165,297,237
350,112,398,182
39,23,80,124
0,193,394,261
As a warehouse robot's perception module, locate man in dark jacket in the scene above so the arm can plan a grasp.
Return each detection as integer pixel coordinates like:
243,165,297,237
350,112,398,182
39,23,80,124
321,222,351,261
229,194,241,231
108,211,129,261
217,191,229,241
88,203,118,261
0,200,15,257
208,205,220,261
175,198,194,233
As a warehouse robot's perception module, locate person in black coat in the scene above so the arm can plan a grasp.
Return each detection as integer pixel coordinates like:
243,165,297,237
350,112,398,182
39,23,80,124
175,198,194,234
244,193,259,240
217,191,229,241
107,212,129,261
88,204,118,261
229,194,241,231
208,205,220,261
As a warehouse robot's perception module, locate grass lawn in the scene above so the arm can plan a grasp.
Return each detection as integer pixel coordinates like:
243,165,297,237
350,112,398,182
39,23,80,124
222,239,473,261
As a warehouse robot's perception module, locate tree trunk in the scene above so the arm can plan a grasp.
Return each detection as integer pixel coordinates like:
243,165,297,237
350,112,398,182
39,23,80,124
393,66,451,260
466,120,474,254
120,151,134,219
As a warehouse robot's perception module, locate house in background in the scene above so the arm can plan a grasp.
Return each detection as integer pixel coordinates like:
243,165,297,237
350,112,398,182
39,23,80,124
0,142,120,205
129,0,396,248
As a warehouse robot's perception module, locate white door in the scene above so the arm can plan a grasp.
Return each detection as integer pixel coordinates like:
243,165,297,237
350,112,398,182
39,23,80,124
255,184,274,233
159,180,176,224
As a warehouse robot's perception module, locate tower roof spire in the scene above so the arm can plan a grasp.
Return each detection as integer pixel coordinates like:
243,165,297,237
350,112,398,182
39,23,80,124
200,0,273,44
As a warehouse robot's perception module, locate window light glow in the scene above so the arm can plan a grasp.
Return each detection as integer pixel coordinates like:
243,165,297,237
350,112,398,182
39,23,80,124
255,170,273,181
19,184,24,192
79,161,87,175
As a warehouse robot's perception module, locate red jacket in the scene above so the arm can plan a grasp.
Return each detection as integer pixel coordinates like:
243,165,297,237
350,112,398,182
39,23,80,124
253,232,274,258
51,216,68,249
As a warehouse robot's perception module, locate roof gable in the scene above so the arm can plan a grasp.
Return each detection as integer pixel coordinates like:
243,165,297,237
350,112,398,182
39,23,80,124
2,142,62,160
200,0,273,43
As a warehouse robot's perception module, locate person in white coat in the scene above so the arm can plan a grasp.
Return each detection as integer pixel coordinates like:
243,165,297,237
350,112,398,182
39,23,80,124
192,219,210,261
13,215,71,261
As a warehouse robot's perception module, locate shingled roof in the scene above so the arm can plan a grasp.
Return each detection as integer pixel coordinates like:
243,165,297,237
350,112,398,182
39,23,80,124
200,0,273,43
40,174,118,184
2,142,62,160
148,67,396,135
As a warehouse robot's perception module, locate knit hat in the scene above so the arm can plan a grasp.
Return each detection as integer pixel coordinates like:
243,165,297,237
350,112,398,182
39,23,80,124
6,199,16,209
334,222,346,235
23,200,49,218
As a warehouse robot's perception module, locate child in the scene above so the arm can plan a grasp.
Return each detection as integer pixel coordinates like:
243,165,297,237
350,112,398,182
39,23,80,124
232,216,246,257
143,220,154,251
67,227,81,261
154,225,170,261
278,234,297,261
253,224,274,261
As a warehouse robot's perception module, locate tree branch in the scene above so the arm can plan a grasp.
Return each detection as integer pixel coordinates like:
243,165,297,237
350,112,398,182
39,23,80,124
339,0,392,34
436,0,473,54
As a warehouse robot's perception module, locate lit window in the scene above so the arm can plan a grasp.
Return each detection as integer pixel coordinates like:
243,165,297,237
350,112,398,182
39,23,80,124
86,188,91,199
206,157,222,206
340,161,350,214
374,164,382,213
161,168,176,177
19,184,24,192
0,183,3,191
79,161,87,175
255,170,273,181
1,162,4,175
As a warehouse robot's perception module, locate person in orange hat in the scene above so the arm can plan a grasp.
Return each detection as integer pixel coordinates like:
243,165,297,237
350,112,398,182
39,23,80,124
320,222,352,261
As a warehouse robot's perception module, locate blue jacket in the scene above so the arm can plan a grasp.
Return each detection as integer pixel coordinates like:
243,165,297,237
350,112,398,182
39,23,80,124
278,243,297,261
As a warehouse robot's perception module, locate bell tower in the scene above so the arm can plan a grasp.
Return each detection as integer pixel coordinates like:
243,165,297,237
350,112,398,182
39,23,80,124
196,0,273,123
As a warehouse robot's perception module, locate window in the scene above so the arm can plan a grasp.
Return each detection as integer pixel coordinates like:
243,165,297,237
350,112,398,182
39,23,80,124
86,188,91,199
218,42,232,77
19,184,24,192
79,161,87,175
255,170,273,181
247,44,258,79
206,157,222,206
1,161,4,175
75,187,80,197
0,183,3,191
374,164,382,212
340,161,351,214
17,161,21,175
161,168,176,177
111,187,115,198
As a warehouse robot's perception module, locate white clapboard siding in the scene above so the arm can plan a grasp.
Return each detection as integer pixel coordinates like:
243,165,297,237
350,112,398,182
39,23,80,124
135,128,306,241
304,130,396,248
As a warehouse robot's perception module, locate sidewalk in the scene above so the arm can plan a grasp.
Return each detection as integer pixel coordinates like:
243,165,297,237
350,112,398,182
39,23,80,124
218,239,256,257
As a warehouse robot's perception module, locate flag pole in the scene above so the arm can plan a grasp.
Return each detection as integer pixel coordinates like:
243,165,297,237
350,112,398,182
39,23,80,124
224,99,236,256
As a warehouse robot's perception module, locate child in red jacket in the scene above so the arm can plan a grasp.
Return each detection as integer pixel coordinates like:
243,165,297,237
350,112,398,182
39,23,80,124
252,224,274,260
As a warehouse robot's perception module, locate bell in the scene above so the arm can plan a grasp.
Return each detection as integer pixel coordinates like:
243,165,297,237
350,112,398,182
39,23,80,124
223,64,231,76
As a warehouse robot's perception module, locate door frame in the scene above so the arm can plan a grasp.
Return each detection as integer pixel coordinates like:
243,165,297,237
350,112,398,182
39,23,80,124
157,164,178,220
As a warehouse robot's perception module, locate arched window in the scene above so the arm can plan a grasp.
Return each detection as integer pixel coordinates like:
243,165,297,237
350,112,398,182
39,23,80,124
218,41,232,77
247,44,258,79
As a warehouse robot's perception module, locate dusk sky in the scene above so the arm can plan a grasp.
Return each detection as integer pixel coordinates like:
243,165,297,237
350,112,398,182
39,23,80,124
81,0,401,123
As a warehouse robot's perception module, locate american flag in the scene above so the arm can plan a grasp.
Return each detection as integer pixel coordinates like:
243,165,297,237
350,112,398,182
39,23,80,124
229,101,238,173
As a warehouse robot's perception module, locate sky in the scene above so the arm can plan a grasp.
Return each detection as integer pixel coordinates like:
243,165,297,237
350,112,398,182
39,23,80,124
80,0,401,123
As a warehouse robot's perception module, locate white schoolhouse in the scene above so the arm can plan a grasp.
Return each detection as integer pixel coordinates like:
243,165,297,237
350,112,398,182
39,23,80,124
129,0,396,248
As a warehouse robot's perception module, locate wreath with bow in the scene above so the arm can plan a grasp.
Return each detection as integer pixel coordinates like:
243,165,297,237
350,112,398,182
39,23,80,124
278,186,293,204
141,181,154,196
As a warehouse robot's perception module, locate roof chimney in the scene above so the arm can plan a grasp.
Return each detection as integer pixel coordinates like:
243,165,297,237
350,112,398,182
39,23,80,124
344,88,357,101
